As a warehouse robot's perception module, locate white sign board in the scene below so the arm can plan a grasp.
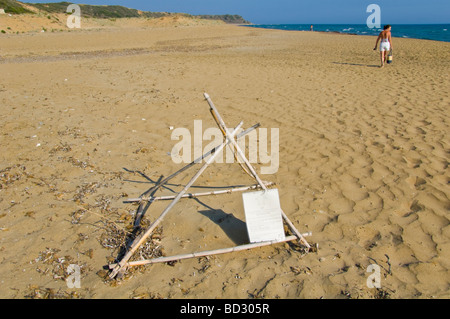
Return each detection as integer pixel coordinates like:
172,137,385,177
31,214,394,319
242,189,285,243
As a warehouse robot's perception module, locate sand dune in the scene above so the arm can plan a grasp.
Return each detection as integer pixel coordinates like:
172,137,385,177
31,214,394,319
0,19,449,299
0,11,224,34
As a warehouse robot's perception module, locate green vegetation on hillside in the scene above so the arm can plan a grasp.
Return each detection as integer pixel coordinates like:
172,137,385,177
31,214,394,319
0,1,250,23
0,0,33,14
25,1,70,13
195,14,250,24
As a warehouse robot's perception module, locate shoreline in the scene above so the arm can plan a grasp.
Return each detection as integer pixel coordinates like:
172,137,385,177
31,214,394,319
243,23,450,43
1,13,448,43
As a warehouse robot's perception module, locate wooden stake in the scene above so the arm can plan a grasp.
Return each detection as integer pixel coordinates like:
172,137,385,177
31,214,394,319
281,209,311,248
204,93,267,190
204,93,310,249
109,235,297,268
209,107,253,178
125,182,276,203
133,123,260,227
109,121,244,279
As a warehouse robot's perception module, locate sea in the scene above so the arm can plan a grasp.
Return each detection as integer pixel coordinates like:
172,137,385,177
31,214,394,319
245,24,450,43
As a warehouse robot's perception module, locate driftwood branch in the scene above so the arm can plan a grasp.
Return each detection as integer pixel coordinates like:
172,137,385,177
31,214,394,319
125,182,276,203
281,209,311,248
109,235,298,268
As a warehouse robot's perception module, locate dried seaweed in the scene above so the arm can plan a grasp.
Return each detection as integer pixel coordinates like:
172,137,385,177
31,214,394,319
98,216,165,281
49,142,72,154
33,248,88,281
70,209,86,224
72,182,105,204
24,285,81,299
67,156,94,169
130,291,163,299
0,164,26,187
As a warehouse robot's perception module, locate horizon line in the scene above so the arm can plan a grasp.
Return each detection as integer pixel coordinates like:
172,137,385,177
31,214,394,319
252,22,450,25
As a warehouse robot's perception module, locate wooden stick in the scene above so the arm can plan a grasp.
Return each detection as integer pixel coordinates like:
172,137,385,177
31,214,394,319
133,123,260,227
210,107,254,178
125,182,276,203
109,121,244,279
204,93,311,249
281,209,311,248
204,93,267,190
150,123,261,195
129,193,311,249
109,235,297,268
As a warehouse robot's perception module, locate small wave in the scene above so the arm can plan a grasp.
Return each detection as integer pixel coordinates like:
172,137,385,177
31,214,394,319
245,24,449,43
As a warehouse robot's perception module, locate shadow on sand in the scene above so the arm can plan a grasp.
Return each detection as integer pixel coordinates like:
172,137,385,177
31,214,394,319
195,198,249,245
332,62,379,68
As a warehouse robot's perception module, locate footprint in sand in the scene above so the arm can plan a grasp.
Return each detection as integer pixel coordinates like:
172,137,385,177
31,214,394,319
356,226,381,250
402,156,422,168
405,176,427,190
409,200,425,213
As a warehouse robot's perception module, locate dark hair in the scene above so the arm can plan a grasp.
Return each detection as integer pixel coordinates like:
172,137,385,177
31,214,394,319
383,25,391,30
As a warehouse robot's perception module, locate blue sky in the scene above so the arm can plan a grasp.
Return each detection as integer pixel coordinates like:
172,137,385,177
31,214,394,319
22,0,450,24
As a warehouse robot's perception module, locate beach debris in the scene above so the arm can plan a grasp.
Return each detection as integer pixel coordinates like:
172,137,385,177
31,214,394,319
108,93,312,279
290,266,313,275
24,285,81,299
49,142,72,154
72,182,104,204
368,254,393,277
0,165,26,187
97,213,165,280
130,290,163,299
33,247,88,282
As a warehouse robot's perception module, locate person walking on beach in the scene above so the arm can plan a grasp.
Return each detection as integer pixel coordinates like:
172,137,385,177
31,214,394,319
374,25,393,68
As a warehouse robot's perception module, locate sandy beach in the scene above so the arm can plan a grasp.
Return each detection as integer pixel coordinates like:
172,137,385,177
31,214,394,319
0,16,449,299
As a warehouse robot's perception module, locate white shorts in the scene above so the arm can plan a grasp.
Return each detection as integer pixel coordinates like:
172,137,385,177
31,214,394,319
380,41,390,52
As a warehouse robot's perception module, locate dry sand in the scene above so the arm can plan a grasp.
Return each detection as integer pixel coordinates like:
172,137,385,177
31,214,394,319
0,17,449,299
0,10,225,34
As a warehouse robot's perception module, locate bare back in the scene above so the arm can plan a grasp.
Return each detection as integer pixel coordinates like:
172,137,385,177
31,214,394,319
380,30,391,40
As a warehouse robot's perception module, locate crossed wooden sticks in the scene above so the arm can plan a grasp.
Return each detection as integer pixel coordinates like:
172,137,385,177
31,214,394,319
109,93,311,279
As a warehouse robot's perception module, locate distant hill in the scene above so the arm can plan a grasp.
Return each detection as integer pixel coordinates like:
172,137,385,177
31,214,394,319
0,0,33,13
30,2,142,18
195,14,250,24
0,1,250,24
